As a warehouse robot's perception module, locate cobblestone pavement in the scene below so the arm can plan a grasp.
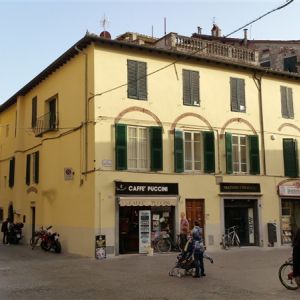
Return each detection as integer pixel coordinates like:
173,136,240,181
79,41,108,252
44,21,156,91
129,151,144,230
0,244,299,300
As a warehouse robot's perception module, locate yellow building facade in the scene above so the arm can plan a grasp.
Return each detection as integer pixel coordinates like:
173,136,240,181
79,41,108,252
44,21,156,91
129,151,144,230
1,33,300,257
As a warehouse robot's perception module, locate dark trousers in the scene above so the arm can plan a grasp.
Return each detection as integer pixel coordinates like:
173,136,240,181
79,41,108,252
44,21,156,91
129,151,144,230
2,232,8,244
194,252,205,276
180,233,188,250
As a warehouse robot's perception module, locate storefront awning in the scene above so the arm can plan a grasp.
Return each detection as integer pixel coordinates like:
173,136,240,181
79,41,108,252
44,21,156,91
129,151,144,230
118,196,178,207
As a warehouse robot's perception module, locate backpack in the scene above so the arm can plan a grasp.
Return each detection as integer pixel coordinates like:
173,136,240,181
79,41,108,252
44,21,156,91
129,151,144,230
193,240,204,253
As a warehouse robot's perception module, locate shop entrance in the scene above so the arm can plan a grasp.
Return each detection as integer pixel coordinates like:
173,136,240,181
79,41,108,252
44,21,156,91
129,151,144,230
186,199,205,238
119,206,175,254
224,199,258,246
281,199,300,244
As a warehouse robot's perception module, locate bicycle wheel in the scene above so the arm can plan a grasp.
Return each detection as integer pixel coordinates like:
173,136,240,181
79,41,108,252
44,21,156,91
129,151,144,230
157,238,171,253
233,233,240,247
221,235,229,249
278,263,298,290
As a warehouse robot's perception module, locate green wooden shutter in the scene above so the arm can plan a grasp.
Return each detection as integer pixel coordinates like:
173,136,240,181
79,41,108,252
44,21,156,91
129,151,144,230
183,70,191,105
26,154,31,185
281,86,288,118
237,78,245,111
9,157,15,188
248,135,260,175
150,127,163,171
127,60,138,98
137,61,147,100
225,132,233,174
115,124,127,170
203,131,215,173
191,71,200,105
32,96,37,128
283,139,298,177
287,87,294,118
34,151,39,184
230,78,238,111
174,129,184,172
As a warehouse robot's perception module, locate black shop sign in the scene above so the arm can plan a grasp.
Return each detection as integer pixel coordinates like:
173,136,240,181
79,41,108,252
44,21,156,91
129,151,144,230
220,183,261,193
115,181,178,195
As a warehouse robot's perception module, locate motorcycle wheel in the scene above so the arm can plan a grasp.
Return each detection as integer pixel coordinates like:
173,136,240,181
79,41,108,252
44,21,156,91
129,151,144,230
41,240,51,251
54,241,62,253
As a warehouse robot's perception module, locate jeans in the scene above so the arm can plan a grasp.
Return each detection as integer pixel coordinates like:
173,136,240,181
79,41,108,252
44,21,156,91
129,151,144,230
180,233,188,250
194,252,204,276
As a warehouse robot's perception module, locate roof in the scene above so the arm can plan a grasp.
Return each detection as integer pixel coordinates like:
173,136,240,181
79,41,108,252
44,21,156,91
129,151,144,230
1,32,300,113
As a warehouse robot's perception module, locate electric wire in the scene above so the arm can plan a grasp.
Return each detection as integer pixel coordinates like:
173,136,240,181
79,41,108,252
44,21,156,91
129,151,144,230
89,0,294,101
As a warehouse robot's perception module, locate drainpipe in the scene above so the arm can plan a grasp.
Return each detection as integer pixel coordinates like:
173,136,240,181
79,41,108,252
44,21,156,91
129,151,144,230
75,46,88,180
253,73,266,175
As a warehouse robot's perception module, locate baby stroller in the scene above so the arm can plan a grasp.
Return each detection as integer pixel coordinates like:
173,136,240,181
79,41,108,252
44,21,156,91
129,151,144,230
168,240,214,278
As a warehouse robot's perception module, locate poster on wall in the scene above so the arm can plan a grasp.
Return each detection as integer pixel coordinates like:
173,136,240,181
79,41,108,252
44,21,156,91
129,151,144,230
95,235,106,259
248,208,254,244
139,210,151,254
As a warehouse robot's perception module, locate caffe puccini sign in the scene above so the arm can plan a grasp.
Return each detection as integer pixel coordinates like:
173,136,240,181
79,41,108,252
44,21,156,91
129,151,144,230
115,181,178,195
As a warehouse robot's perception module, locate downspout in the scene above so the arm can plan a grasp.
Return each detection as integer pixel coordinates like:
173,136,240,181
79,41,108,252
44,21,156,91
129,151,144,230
253,73,266,175
75,46,88,181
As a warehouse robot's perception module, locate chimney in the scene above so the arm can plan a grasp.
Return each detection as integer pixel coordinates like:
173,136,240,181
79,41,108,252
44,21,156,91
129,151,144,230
243,29,248,47
197,26,202,35
211,24,221,37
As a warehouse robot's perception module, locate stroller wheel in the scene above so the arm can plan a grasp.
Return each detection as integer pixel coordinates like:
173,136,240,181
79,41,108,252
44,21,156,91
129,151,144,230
177,273,182,278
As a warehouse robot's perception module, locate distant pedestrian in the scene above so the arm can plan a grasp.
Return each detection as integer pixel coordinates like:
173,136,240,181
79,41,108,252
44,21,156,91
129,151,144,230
293,228,300,287
1,218,9,244
180,212,189,250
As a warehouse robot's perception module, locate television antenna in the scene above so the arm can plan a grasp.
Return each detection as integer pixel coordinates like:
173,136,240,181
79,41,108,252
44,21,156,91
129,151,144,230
100,14,110,31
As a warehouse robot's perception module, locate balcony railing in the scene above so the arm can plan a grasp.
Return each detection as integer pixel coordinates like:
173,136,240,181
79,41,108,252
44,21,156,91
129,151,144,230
33,112,58,136
155,33,259,65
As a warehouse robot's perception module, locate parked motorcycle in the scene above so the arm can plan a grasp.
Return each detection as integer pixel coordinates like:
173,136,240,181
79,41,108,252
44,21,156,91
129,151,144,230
8,222,24,244
40,226,62,253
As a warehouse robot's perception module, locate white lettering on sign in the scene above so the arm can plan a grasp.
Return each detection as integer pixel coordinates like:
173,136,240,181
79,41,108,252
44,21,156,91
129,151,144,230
279,185,300,197
147,186,168,192
128,185,146,192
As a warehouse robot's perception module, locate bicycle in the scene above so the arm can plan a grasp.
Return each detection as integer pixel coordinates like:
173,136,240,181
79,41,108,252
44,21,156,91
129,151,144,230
153,230,182,253
220,226,240,249
278,257,298,290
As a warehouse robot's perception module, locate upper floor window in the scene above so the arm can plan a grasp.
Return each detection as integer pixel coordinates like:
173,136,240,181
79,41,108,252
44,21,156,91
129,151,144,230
26,151,39,185
182,70,200,106
281,86,294,119
8,157,15,188
283,138,298,178
174,129,215,173
230,77,245,112
115,124,162,171
32,96,37,128
127,60,147,100
225,133,260,175
284,56,297,73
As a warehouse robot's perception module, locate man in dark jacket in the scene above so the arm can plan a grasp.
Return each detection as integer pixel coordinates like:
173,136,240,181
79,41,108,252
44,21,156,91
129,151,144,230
1,218,8,244
293,228,300,287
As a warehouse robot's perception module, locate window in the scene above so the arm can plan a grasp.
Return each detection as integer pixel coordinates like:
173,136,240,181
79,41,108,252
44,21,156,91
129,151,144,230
184,131,201,171
225,133,260,175
174,130,215,173
230,77,245,112
32,96,37,128
284,56,297,73
26,151,39,185
283,138,298,177
127,60,147,100
281,86,294,119
182,70,200,106
8,157,15,188
115,124,162,171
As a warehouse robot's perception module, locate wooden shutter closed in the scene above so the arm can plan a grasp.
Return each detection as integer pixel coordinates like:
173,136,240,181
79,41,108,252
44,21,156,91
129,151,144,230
183,70,199,105
9,157,15,188
283,138,298,177
127,60,147,100
115,124,127,170
225,132,233,174
26,154,31,185
150,127,163,171
203,131,215,173
32,96,37,128
248,135,260,175
230,78,238,111
230,78,245,112
174,129,184,172
281,86,289,118
287,87,294,118
34,151,39,184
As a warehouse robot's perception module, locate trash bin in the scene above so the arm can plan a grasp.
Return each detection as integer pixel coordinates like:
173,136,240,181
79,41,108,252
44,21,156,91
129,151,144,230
267,223,277,245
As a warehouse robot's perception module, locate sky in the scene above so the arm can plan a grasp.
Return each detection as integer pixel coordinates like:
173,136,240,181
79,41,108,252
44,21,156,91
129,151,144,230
0,0,299,104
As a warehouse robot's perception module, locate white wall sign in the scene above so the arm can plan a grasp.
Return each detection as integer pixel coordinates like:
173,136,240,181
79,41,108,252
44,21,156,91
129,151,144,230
102,159,112,168
279,185,300,197
64,168,74,181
